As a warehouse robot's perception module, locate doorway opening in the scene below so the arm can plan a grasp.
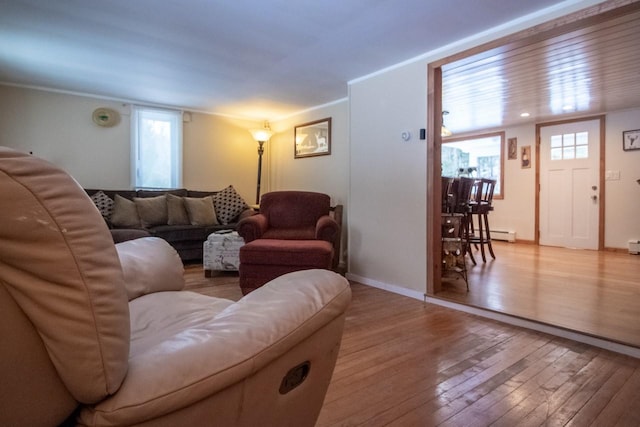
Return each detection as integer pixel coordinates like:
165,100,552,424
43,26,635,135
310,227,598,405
425,1,638,347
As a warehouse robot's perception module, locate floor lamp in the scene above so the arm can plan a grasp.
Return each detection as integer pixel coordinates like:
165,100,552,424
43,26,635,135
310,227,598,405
249,125,273,205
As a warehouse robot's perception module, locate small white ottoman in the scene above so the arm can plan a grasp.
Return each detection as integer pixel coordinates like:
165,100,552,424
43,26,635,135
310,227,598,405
203,231,245,277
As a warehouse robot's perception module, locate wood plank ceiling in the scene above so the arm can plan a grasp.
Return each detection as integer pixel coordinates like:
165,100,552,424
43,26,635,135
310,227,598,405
441,7,640,135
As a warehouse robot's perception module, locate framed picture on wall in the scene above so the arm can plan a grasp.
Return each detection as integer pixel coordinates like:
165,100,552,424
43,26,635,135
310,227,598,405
508,137,517,160
623,129,640,151
294,118,331,158
521,145,531,169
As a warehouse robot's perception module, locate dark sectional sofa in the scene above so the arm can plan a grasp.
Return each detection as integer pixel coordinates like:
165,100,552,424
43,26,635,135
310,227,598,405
85,187,254,262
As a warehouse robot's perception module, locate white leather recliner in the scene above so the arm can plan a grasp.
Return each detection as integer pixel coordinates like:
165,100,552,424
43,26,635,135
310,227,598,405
0,147,351,426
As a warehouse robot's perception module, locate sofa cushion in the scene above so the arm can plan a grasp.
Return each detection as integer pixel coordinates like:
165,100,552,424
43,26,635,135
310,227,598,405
90,190,114,220
137,188,188,198
111,228,151,244
262,226,316,240
166,194,190,225
150,224,210,242
111,194,141,228
183,196,219,226
134,195,167,228
187,190,217,198
240,239,333,267
214,185,247,225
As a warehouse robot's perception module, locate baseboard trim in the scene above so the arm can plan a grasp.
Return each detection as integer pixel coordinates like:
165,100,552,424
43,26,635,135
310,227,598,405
346,273,640,359
345,273,425,301
515,239,535,245
604,246,631,254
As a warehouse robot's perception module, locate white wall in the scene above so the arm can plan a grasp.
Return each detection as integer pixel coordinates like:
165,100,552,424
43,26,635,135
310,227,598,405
348,61,428,295
604,108,640,248
0,85,260,204
0,85,131,188
181,112,261,202
490,124,538,241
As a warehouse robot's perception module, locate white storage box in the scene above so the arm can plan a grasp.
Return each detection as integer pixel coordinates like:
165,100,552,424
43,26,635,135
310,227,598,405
629,240,640,255
203,231,245,272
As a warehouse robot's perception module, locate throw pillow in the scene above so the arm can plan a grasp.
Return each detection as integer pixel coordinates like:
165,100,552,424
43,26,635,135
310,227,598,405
134,195,168,228
213,185,248,225
90,190,114,220
183,196,219,226
166,194,190,225
111,194,141,228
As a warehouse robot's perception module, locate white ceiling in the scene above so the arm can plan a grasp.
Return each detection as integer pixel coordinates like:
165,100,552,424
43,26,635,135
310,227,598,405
0,0,568,120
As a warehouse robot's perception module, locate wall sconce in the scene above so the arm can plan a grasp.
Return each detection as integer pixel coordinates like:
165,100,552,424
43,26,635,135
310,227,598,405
248,122,274,205
441,110,452,137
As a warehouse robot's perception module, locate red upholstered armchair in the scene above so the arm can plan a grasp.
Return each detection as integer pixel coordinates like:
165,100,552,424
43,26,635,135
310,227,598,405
237,191,342,269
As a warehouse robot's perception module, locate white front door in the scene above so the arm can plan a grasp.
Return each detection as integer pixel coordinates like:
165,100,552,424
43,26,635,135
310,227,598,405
539,119,600,249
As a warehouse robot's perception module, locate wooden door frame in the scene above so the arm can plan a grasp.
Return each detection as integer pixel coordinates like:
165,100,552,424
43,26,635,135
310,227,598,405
426,0,637,295
535,115,606,250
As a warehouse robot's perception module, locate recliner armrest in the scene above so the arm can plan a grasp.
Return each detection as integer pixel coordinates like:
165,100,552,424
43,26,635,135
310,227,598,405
116,237,185,301
79,269,352,426
236,213,268,243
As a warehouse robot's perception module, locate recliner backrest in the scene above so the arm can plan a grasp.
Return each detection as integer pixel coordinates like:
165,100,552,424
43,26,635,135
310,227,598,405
0,148,131,424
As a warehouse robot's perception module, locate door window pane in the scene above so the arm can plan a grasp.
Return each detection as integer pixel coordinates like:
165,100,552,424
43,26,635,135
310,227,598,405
576,145,588,158
550,131,588,160
563,146,575,159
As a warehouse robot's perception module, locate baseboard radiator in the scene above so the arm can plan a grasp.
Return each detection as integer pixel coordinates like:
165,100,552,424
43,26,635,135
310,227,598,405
492,230,516,242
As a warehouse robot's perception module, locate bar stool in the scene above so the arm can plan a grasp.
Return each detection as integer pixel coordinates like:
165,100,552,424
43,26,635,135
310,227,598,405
467,178,496,263
451,177,476,265
441,176,454,213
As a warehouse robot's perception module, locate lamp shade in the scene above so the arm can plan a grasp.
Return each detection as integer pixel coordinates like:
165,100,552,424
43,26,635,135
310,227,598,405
249,129,274,142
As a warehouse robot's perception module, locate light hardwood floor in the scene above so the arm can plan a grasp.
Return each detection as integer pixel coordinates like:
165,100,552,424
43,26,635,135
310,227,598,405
184,264,640,426
438,242,640,348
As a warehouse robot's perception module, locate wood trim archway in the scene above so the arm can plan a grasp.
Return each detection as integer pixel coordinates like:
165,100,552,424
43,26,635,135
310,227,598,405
426,0,639,295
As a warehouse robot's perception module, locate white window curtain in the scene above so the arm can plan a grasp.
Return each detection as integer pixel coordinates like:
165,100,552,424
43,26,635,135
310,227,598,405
131,106,183,189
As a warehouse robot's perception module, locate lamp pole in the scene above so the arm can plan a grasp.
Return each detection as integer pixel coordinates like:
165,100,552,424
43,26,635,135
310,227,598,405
256,140,265,205
249,124,273,205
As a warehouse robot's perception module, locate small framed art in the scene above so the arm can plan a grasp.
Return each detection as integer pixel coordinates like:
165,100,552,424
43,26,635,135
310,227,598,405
623,129,640,151
294,118,331,158
521,145,531,169
507,137,517,160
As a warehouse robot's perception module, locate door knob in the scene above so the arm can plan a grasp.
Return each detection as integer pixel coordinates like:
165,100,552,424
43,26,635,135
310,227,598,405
591,195,598,201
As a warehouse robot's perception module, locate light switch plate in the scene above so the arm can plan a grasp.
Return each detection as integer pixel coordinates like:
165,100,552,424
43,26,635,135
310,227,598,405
605,170,621,180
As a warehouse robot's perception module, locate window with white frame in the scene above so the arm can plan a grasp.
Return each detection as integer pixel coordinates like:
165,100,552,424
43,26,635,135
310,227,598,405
441,131,504,198
131,106,182,189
